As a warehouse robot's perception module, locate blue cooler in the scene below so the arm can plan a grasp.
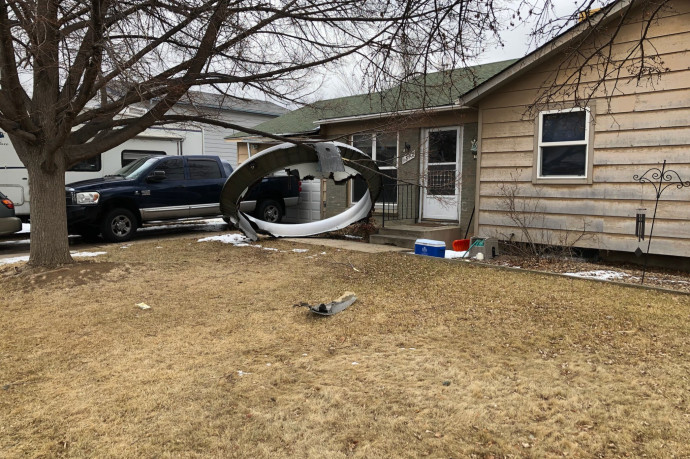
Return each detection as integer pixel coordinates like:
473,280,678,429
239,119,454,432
414,239,446,258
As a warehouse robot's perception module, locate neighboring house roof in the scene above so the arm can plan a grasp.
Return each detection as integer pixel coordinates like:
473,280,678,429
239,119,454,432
457,0,630,106
229,59,517,139
176,91,288,116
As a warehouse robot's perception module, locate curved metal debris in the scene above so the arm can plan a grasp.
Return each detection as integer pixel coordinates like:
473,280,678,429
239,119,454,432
220,142,382,240
309,291,357,316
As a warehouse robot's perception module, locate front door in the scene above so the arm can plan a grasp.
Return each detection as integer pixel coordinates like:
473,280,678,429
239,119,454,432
421,127,461,220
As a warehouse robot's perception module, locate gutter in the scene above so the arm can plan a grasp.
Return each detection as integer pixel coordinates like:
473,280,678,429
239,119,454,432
224,127,321,142
315,104,475,125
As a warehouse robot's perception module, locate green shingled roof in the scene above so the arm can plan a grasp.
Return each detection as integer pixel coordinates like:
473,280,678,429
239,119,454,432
230,59,517,138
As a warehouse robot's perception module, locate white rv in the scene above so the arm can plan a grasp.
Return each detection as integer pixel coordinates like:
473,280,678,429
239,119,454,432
0,93,287,219
0,126,203,218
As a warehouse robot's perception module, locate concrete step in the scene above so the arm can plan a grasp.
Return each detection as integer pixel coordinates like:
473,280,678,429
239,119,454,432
377,226,427,238
369,233,417,249
375,224,464,248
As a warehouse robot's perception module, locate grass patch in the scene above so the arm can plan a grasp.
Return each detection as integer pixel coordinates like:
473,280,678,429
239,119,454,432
2,234,689,457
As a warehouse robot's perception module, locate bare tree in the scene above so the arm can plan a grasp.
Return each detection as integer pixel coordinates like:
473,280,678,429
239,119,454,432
1,0,669,268
0,0,501,268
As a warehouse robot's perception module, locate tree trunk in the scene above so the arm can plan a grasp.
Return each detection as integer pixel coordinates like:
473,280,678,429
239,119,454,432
25,151,74,267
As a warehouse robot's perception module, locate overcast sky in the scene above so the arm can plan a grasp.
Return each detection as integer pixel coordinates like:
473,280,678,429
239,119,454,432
475,0,606,63
311,0,606,100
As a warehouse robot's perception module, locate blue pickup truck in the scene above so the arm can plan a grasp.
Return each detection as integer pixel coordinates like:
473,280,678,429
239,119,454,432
65,155,300,242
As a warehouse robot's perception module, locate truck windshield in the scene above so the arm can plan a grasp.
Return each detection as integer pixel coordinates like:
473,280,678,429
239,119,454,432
109,157,161,179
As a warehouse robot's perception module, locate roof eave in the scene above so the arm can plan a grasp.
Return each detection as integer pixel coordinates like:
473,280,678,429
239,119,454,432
316,103,475,125
175,99,287,116
224,126,320,141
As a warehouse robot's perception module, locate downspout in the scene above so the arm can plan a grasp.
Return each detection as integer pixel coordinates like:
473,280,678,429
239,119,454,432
201,127,206,155
473,108,483,237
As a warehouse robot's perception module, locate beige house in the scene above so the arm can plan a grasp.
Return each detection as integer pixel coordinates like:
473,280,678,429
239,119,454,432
460,0,690,260
230,60,515,243
232,0,690,260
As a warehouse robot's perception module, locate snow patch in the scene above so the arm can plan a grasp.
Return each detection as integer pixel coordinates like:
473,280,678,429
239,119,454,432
197,234,252,245
292,248,308,253
0,250,106,266
564,270,630,281
0,255,29,265
72,251,107,258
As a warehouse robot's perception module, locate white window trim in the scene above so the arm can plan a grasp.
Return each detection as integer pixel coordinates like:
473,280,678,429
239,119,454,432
534,106,593,184
350,132,398,205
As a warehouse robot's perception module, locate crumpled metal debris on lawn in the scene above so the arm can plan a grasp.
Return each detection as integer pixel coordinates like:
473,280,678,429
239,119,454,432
294,291,357,316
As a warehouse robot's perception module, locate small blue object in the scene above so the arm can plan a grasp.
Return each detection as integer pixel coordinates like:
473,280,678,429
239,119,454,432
414,238,446,258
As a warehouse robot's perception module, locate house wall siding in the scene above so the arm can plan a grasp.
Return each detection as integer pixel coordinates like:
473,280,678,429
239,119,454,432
475,0,690,257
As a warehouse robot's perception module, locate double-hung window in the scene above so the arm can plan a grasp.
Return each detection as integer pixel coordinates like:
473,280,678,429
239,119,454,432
351,132,398,204
537,108,591,181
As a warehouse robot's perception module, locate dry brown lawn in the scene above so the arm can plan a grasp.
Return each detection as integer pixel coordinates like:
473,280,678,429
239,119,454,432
2,233,690,458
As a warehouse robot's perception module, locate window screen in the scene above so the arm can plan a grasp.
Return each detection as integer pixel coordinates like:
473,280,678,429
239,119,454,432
428,131,457,163
351,132,398,204
352,134,373,157
542,111,586,142
376,133,398,167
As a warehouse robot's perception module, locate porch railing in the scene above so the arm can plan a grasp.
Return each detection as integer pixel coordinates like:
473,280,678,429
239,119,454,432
380,183,418,227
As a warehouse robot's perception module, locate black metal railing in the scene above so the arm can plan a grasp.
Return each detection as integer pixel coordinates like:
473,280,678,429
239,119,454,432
380,183,418,227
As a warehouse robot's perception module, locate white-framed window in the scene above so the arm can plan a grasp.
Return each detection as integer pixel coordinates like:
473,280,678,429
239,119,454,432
351,132,398,204
537,107,591,178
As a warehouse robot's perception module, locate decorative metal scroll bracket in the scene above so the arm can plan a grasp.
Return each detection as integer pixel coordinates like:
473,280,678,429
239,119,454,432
632,160,690,284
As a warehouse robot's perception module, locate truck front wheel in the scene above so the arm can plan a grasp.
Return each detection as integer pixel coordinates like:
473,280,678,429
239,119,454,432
256,199,283,223
101,208,138,242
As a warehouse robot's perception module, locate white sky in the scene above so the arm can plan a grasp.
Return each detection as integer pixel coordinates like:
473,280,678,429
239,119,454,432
311,0,606,100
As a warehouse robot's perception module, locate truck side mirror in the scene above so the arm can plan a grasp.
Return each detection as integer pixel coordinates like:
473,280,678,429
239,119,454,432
147,170,166,182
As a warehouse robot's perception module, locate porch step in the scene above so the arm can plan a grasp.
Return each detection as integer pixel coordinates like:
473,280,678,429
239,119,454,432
371,223,465,249
369,233,418,249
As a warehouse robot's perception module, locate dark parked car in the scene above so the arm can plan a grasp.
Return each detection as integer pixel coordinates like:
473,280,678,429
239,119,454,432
0,191,22,236
65,155,300,242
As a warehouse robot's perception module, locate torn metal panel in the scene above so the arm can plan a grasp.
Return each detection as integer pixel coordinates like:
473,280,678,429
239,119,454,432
314,142,345,174
309,292,357,316
220,142,382,240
